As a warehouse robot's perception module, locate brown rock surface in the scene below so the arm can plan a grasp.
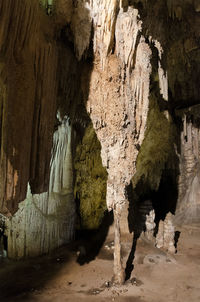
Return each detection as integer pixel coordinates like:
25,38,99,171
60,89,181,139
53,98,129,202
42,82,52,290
0,0,58,215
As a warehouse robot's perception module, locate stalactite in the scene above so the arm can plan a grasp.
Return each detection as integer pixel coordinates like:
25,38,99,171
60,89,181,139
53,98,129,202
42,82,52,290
87,0,119,68
70,1,92,60
6,114,75,259
153,40,168,101
84,3,162,284
115,7,142,74
167,0,182,20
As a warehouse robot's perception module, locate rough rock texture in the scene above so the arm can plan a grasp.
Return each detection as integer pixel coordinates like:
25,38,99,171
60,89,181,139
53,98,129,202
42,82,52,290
145,210,156,241
86,6,152,213
0,0,58,215
74,123,107,229
175,106,200,225
83,4,153,283
156,213,176,254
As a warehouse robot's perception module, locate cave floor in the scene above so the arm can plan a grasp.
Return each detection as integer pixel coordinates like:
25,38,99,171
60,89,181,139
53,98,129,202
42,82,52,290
0,223,200,302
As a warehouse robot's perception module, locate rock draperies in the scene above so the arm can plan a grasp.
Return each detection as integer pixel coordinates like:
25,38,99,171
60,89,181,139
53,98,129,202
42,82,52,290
0,0,58,215
6,114,75,258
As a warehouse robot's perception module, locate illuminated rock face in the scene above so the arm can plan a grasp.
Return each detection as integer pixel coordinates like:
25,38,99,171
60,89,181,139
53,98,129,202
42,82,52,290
156,213,176,254
7,114,75,259
80,2,165,283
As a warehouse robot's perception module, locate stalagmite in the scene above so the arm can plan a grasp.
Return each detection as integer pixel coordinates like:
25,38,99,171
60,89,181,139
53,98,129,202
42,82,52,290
156,213,176,254
113,205,125,284
145,210,156,241
6,114,75,258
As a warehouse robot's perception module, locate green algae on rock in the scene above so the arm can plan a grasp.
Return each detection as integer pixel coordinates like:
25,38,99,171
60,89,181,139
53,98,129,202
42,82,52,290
132,92,177,192
74,123,107,230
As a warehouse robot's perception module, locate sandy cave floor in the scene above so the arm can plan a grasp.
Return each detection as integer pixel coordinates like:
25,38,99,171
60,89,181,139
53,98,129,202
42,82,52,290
0,223,200,302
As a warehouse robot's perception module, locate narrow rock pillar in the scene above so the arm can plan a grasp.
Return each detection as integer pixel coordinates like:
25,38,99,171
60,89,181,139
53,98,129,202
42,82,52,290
113,204,125,284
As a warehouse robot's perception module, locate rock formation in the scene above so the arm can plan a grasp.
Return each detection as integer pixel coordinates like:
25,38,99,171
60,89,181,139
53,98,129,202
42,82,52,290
0,0,200,284
175,105,200,225
6,114,75,258
156,213,176,254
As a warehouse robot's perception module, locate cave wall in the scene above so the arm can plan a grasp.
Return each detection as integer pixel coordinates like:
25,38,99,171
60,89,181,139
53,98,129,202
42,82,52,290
0,0,58,215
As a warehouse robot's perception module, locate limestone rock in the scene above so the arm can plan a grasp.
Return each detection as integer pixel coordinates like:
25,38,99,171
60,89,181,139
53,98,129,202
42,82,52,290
6,114,75,259
175,106,200,225
87,7,152,212
156,213,176,254
145,210,156,241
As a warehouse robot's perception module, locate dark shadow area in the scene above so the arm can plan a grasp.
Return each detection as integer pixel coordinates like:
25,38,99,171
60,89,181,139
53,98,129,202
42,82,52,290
174,231,181,252
76,210,114,265
125,235,137,281
125,175,179,280
125,66,180,279
152,169,179,236
127,181,154,237
125,183,154,280
0,215,7,258
125,164,179,280
0,244,75,300
0,212,113,300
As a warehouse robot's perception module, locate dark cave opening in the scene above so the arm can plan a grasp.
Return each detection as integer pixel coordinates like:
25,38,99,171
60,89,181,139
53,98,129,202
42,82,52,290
125,165,179,280
152,169,178,231
127,166,178,239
